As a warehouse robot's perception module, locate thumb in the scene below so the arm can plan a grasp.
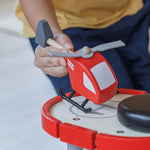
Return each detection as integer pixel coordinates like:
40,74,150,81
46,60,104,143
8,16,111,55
54,33,74,51
64,41,73,50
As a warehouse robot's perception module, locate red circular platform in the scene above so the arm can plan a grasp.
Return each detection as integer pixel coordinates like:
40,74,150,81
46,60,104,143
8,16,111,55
41,89,150,150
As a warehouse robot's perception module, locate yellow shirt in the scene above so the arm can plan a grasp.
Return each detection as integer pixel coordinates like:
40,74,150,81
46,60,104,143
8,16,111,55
16,0,143,37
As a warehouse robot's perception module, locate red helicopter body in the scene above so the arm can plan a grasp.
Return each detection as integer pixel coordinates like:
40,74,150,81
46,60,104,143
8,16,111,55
66,52,118,105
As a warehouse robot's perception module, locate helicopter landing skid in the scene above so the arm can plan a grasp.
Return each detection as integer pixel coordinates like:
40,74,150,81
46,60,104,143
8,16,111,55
58,88,92,113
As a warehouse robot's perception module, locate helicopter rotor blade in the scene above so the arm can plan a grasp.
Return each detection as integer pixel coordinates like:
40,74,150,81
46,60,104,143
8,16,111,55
47,51,82,58
47,40,125,58
91,40,125,52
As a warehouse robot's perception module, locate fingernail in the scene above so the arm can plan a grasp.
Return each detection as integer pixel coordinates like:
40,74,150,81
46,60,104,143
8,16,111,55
64,43,72,49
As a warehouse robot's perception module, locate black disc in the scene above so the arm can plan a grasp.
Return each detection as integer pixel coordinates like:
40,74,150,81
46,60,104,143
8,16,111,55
117,94,150,132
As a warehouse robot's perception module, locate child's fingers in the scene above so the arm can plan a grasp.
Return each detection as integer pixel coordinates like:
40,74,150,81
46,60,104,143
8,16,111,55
35,45,67,57
35,57,66,67
42,66,68,77
34,56,68,77
54,33,74,50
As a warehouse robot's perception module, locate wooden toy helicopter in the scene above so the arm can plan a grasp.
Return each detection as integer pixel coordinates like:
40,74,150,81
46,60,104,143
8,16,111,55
35,20,125,113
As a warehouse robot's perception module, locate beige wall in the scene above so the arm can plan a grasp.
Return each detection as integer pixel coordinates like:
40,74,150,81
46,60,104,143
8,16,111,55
0,0,17,17
0,0,22,33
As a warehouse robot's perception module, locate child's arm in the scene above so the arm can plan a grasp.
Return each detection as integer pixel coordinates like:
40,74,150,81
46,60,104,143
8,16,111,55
20,0,74,77
20,0,61,34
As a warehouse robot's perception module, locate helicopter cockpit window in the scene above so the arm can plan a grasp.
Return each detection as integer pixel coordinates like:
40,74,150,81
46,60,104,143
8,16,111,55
83,72,96,94
90,61,115,90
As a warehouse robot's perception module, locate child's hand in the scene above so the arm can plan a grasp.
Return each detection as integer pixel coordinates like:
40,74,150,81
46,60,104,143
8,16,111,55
34,33,74,77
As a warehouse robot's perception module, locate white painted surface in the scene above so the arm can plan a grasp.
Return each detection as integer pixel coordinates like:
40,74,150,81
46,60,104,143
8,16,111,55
67,59,74,71
51,94,150,137
83,72,96,94
91,62,115,90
